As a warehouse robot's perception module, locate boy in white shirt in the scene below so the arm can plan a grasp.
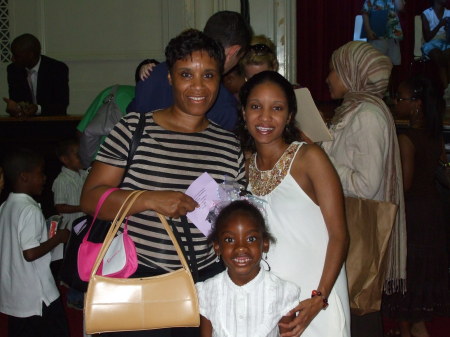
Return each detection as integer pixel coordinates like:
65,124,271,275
0,148,70,337
52,138,87,230
52,138,88,310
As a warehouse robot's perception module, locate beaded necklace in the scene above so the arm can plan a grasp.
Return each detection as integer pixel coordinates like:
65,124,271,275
249,142,299,196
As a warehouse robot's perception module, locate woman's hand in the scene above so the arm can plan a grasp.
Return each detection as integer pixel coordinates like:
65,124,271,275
279,297,324,337
146,190,198,218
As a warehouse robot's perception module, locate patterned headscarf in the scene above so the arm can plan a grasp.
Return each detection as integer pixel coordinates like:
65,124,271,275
330,41,406,294
331,41,392,124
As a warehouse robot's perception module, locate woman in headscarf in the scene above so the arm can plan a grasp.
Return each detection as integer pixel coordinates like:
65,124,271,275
322,41,406,337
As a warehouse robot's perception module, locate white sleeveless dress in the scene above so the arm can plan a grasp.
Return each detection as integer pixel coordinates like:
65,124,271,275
248,142,350,337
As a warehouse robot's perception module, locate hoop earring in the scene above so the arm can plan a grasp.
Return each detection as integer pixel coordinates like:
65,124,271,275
261,257,271,271
215,254,220,263
263,252,268,260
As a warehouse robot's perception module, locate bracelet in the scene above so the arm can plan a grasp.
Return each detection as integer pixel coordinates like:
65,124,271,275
311,290,329,309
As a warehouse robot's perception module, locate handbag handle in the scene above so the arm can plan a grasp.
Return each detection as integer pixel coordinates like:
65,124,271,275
83,187,119,242
90,190,191,277
155,213,191,274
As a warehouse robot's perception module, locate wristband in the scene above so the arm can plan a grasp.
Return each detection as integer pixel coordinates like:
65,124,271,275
311,290,329,309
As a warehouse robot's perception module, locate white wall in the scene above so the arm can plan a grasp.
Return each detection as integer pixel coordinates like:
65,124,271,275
0,0,295,116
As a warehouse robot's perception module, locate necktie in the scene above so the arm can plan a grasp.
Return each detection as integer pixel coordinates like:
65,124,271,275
27,69,37,104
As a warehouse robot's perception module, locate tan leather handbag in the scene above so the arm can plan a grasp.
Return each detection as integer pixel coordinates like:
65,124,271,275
84,190,200,334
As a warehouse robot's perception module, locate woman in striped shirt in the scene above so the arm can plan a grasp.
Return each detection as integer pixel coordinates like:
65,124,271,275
81,29,245,337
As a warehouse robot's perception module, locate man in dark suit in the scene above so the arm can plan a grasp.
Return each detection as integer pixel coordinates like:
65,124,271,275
4,33,69,117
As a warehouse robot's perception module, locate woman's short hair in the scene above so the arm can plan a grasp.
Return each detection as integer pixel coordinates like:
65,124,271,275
238,70,300,152
240,35,279,73
165,29,225,74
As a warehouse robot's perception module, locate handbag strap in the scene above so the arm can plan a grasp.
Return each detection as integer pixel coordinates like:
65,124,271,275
157,214,192,274
126,111,146,171
83,187,119,242
90,190,146,277
170,216,199,282
90,191,191,277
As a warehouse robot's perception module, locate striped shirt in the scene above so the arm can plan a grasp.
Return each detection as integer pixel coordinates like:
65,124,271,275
96,111,246,271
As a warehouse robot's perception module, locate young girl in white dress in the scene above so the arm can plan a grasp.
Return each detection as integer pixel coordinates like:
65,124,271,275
196,200,301,337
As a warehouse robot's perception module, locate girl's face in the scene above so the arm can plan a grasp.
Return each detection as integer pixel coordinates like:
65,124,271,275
214,213,269,286
326,68,348,99
168,50,221,118
243,81,291,147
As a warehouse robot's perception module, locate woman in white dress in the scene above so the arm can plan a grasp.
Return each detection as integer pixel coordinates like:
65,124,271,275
239,70,350,337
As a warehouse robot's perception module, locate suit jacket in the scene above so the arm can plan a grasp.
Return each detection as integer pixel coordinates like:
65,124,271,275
7,55,69,116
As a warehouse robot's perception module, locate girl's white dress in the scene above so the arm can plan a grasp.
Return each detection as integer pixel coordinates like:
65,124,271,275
196,268,300,337
248,142,350,337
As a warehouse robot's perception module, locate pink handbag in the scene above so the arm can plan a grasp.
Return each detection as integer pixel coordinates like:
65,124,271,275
77,188,138,281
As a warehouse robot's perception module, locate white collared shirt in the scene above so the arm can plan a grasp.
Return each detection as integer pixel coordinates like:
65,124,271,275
196,268,301,337
52,166,88,229
0,193,59,317
26,57,42,114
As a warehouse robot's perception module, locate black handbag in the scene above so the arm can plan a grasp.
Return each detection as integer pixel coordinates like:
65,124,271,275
59,215,111,291
58,112,146,291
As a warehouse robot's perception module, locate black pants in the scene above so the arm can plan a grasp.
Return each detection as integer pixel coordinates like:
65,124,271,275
8,297,69,337
101,261,225,337
351,311,384,337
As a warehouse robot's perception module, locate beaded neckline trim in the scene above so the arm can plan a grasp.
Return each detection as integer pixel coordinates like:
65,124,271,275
249,143,299,196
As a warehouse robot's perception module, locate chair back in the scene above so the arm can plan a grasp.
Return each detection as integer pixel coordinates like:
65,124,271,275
353,15,367,42
414,15,424,59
